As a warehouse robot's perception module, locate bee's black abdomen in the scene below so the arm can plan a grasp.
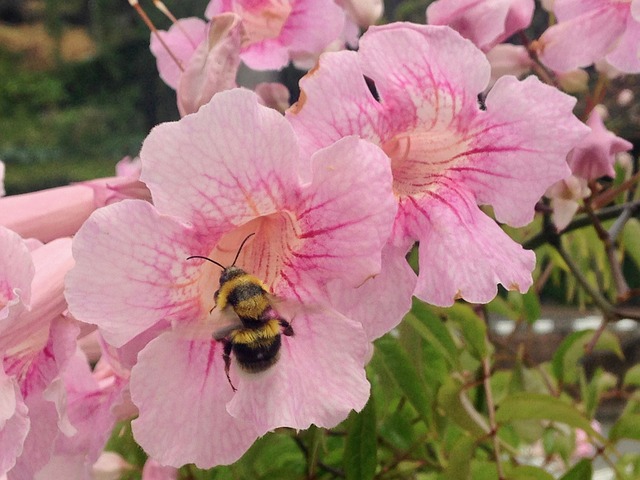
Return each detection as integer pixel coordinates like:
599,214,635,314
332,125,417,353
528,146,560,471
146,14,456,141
233,335,281,373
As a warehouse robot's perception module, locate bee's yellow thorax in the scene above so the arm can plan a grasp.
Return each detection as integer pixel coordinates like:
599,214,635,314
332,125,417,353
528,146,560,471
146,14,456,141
231,319,281,344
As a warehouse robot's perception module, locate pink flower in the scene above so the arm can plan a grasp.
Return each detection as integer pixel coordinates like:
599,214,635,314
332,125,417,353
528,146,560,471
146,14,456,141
142,459,178,480
0,161,5,197
0,234,79,478
485,44,534,85
34,339,133,478
66,89,405,467
546,176,591,231
287,23,589,306
0,161,149,243
151,14,245,116
567,109,632,181
538,0,640,73
336,0,384,28
427,0,535,51
205,0,345,70
572,421,602,460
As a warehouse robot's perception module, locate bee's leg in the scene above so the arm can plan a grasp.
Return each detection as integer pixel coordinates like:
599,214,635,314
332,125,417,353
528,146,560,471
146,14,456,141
279,319,294,336
222,340,237,392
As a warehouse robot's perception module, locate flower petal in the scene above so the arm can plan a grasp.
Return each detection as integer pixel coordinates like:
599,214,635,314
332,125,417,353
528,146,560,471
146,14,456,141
0,365,28,476
227,307,370,430
65,200,204,347
140,89,307,236
0,227,33,328
177,14,243,116
150,18,208,90
326,244,416,340
273,137,396,297
460,75,587,227
538,4,628,72
130,332,263,468
400,190,535,306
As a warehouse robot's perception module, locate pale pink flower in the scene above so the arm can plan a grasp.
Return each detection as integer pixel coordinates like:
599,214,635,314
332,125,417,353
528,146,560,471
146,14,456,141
427,0,535,51
151,14,244,116
567,108,633,181
34,336,134,479
546,176,591,231
66,88,408,467
485,43,535,85
538,0,640,73
0,236,79,478
91,452,134,480
336,0,384,30
0,163,149,243
142,459,178,480
150,17,208,90
287,23,589,306
205,0,345,70
0,161,5,197
572,421,602,460
0,227,33,331
546,108,631,230
254,82,291,113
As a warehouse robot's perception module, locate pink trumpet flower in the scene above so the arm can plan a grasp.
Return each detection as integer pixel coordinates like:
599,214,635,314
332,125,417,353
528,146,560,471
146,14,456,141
150,14,244,116
205,0,345,70
0,158,149,243
427,0,535,51
0,232,78,478
286,23,589,306
0,161,5,197
537,0,640,73
66,89,411,467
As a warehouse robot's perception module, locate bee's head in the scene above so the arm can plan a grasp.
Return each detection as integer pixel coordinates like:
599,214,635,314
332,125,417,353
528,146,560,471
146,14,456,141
219,265,246,286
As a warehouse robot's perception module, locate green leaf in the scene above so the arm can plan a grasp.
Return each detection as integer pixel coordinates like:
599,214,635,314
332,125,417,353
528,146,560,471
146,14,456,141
521,290,541,324
622,219,640,268
505,465,555,480
552,329,623,384
624,365,640,388
344,398,377,480
438,304,487,359
496,393,604,442
559,459,593,480
584,369,617,418
610,413,640,442
375,336,433,426
437,378,490,438
443,435,474,480
487,295,519,321
407,298,457,367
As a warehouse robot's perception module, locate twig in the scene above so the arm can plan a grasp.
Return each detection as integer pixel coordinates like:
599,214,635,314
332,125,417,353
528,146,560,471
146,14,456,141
584,195,630,300
523,199,640,250
554,238,615,316
482,355,505,480
293,436,345,478
584,317,608,355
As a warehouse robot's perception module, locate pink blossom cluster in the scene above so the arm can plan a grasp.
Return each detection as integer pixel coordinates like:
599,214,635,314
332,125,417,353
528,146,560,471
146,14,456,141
1,0,636,475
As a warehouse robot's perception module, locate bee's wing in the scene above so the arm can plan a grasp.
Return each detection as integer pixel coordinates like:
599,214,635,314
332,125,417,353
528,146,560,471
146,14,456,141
211,307,244,340
172,306,243,341
267,294,327,328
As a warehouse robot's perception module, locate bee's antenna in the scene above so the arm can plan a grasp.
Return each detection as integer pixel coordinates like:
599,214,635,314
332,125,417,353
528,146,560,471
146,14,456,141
187,233,255,269
186,255,226,270
128,0,184,71
231,233,255,267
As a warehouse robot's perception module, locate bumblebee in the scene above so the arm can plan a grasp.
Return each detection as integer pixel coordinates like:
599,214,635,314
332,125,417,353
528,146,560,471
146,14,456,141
188,234,294,391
